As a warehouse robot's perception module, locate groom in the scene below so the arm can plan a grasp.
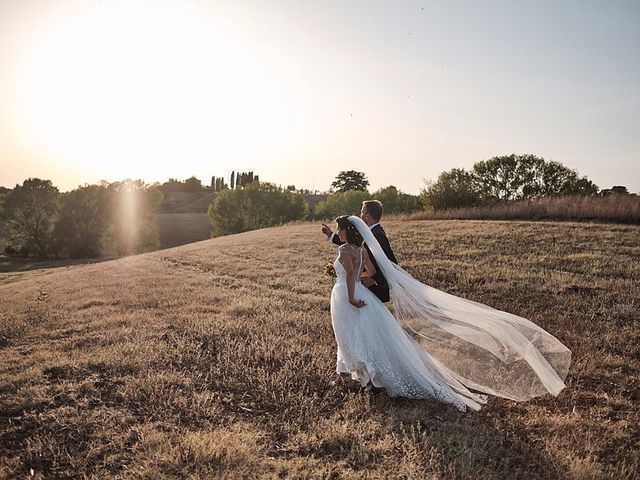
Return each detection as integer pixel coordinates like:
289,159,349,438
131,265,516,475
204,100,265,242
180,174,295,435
322,200,398,303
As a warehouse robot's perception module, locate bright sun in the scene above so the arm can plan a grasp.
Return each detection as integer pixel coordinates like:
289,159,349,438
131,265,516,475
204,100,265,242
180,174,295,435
15,2,287,182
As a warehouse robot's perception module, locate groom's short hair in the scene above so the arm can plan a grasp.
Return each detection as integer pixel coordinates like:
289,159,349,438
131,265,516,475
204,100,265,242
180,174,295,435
362,200,383,222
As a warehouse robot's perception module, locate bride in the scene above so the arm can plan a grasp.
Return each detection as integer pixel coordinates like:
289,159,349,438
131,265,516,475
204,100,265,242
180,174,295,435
329,215,571,412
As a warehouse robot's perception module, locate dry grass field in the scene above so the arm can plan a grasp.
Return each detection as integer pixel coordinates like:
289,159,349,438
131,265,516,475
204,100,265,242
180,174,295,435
0,220,638,479
411,195,640,224
155,213,213,249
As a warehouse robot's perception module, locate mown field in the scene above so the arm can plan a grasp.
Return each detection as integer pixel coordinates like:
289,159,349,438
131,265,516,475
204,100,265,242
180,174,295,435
0,220,638,479
155,213,212,249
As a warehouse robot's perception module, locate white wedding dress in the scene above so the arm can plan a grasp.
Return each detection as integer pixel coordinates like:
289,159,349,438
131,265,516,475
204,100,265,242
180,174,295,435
330,217,571,412
331,245,488,411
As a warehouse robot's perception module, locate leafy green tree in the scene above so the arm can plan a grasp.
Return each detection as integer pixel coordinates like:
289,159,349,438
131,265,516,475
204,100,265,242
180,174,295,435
312,190,371,220
52,184,111,258
472,155,598,200
0,186,10,219
472,155,525,201
211,177,228,192
234,171,256,189
208,182,308,236
559,174,599,196
373,186,423,215
423,155,598,210
331,171,369,193
421,169,481,210
3,178,59,257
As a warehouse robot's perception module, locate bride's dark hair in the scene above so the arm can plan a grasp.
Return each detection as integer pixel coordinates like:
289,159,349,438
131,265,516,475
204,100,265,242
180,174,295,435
335,216,363,247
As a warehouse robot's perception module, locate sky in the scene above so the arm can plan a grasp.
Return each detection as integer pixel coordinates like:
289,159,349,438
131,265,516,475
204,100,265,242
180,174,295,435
0,0,638,194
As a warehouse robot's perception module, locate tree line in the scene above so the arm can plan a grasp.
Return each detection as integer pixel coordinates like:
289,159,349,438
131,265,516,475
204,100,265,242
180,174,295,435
205,170,424,236
2,154,626,257
421,154,600,210
1,179,162,258
206,155,618,235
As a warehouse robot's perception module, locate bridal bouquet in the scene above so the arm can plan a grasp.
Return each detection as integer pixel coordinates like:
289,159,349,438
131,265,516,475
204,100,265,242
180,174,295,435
324,261,336,278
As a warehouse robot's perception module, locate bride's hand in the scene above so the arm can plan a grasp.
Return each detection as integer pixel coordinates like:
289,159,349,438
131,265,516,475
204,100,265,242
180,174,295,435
361,277,376,288
350,298,366,308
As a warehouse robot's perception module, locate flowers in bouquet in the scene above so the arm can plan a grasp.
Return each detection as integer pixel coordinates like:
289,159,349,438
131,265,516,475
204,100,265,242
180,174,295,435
324,260,336,278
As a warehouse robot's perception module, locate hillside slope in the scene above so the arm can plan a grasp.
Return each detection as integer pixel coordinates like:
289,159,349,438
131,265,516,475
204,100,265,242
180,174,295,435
1,221,638,479
155,212,212,249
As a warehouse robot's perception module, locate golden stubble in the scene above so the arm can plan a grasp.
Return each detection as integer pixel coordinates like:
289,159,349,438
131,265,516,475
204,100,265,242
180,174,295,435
0,220,638,479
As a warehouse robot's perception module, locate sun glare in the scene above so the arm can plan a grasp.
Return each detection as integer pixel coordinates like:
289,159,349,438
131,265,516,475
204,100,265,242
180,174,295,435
14,3,288,183
117,183,138,251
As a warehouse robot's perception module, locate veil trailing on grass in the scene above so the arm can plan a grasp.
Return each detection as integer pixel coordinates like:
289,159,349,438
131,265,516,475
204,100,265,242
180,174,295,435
347,216,571,401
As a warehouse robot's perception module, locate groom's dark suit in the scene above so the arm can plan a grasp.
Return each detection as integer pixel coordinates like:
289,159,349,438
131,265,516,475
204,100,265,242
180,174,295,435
332,223,398,303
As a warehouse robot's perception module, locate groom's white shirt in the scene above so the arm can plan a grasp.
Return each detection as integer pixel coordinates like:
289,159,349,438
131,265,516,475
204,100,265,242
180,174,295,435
330,223,378,242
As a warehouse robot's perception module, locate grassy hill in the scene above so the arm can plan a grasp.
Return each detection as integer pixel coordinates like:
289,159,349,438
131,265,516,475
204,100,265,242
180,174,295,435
155,213,212,249
0,220,638,479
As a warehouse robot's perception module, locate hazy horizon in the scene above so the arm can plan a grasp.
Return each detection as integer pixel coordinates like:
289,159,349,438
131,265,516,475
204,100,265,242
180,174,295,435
1,0,639,194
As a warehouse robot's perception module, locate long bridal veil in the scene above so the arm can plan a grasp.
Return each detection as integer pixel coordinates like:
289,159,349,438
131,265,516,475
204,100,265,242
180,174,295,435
348,216,571,401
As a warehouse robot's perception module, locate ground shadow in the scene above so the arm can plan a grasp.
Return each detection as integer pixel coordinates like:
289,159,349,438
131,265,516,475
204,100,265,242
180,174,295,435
0,255,119,274
372,394,567,480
